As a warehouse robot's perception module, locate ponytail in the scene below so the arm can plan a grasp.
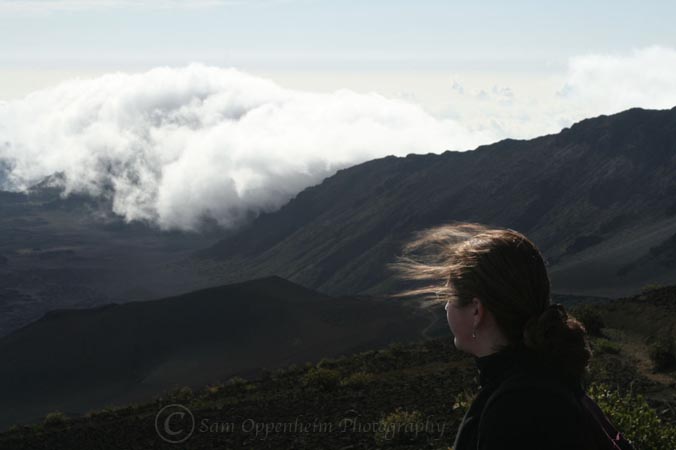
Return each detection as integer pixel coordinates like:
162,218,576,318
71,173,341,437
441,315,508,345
522,303,592,381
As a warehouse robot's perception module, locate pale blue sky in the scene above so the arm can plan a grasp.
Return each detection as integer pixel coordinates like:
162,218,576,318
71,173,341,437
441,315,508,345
2,0,676,71
3,0,676,134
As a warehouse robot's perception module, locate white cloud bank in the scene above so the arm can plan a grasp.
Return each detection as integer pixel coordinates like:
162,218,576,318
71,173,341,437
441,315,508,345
0,64,492,230
1,46,676,232
560,46,676,113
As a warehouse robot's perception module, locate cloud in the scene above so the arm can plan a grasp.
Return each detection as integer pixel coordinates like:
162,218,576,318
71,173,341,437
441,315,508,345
2,47,675,232
559,45,676,114
0,64,494,231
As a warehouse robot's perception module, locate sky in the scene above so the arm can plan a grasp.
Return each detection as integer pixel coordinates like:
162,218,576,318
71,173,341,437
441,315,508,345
2,0,676,231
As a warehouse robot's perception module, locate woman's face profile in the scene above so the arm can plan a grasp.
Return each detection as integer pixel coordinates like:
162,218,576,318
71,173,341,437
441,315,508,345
445,298,475,354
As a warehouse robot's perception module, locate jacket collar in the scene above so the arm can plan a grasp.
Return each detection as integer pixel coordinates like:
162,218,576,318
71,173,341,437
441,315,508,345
474,342,528,389
474,341,584,394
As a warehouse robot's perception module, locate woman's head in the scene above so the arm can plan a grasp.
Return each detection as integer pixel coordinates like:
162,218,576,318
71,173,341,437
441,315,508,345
388,222,591,380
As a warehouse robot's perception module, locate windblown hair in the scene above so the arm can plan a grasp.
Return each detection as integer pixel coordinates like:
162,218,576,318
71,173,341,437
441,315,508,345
387,222,592,382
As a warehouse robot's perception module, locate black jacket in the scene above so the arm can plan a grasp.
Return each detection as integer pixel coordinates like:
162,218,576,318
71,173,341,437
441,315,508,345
452,343,600,450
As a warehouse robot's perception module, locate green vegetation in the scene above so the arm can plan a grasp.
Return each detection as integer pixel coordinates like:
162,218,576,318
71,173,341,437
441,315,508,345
588,383,676,449
302,367,341,389
591,337,621,355
83,405,123,420
451,388,476,416
340,370,377,388
375,408,427,447
227,376,247,386
168,386,194,403
43,411,68,427
205,382,225,398
570,304,605,337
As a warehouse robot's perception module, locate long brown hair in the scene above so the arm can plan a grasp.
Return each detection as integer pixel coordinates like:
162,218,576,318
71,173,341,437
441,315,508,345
387,221,592,381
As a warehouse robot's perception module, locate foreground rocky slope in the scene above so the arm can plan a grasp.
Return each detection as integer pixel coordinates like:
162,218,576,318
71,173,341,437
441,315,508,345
2,285,676,449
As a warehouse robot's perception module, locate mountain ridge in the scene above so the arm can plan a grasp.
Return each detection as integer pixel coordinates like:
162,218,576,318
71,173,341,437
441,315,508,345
192,106,676,298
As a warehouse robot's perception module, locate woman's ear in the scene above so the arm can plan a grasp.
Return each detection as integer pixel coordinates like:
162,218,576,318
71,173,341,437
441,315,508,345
471,297,484,327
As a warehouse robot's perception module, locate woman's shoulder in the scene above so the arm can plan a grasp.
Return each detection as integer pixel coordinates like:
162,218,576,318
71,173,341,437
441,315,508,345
488,366,584,413
477,374,590,449
483,378,582,420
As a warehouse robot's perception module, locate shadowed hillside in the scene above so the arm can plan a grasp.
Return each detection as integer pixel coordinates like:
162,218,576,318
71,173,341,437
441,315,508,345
0,276,429,430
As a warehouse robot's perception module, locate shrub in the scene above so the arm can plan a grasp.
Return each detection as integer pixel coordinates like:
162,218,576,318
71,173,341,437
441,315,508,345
84,406,117,419
168,386,194,403
570,304,605,337
317,357,338,369
44,411,68,426
224,378,255,392
302,367,340,390
205,382,224,397
452,388,476,416
227,376,248,388
387,342,407,356
592,337,621,355
359,349,377,358
648,334,676,371
588,382,676,449
375,408,427,446
641,283,664,294
340,371,377,388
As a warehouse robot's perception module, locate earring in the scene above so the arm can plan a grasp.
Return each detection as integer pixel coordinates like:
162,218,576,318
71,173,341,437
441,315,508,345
472,329,477,339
